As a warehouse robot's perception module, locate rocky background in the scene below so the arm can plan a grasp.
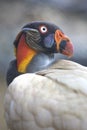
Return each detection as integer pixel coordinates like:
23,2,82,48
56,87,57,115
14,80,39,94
0,0,87,129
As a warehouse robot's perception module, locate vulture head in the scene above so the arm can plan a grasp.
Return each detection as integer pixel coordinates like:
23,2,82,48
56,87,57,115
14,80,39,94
7,21,73,85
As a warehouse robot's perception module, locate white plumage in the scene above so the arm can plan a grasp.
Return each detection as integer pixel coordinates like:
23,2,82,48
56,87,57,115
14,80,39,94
4,60,87,130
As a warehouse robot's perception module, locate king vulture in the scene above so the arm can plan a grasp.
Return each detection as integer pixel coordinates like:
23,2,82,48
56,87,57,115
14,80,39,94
4,21,87,130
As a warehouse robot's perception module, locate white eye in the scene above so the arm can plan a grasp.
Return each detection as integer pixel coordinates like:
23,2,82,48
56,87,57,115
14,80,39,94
40,26,48,33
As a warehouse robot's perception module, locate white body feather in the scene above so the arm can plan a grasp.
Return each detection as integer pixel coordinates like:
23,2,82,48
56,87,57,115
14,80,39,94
4,60,87,130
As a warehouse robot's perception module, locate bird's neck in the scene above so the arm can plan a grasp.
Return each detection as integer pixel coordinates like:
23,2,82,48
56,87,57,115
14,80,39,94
6,53,55,86
26,52,55,73
16,34,37,73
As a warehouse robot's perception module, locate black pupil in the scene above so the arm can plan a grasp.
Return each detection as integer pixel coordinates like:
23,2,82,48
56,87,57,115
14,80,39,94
43,27,46,30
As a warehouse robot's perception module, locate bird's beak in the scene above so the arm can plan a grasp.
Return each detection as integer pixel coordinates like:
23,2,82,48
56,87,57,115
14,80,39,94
55,30,74,57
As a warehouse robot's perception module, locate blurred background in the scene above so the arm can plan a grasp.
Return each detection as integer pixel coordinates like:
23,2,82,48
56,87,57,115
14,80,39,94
0,0,87,129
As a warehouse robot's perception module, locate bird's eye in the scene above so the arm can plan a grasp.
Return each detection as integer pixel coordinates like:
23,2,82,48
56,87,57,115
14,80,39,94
39,25,48,34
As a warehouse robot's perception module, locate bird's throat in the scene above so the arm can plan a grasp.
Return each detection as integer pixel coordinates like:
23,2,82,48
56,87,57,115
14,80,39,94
16,34,37,73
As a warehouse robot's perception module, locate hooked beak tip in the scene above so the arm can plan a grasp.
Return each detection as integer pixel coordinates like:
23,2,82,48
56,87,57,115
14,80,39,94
61,41,74,57
55,29,74,57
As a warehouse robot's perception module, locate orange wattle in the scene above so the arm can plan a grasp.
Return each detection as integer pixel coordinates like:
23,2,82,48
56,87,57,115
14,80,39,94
16,34,37,73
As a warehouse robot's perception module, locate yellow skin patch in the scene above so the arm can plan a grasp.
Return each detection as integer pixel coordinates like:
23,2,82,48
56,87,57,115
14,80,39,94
15,34,37,73
18,49,36,73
